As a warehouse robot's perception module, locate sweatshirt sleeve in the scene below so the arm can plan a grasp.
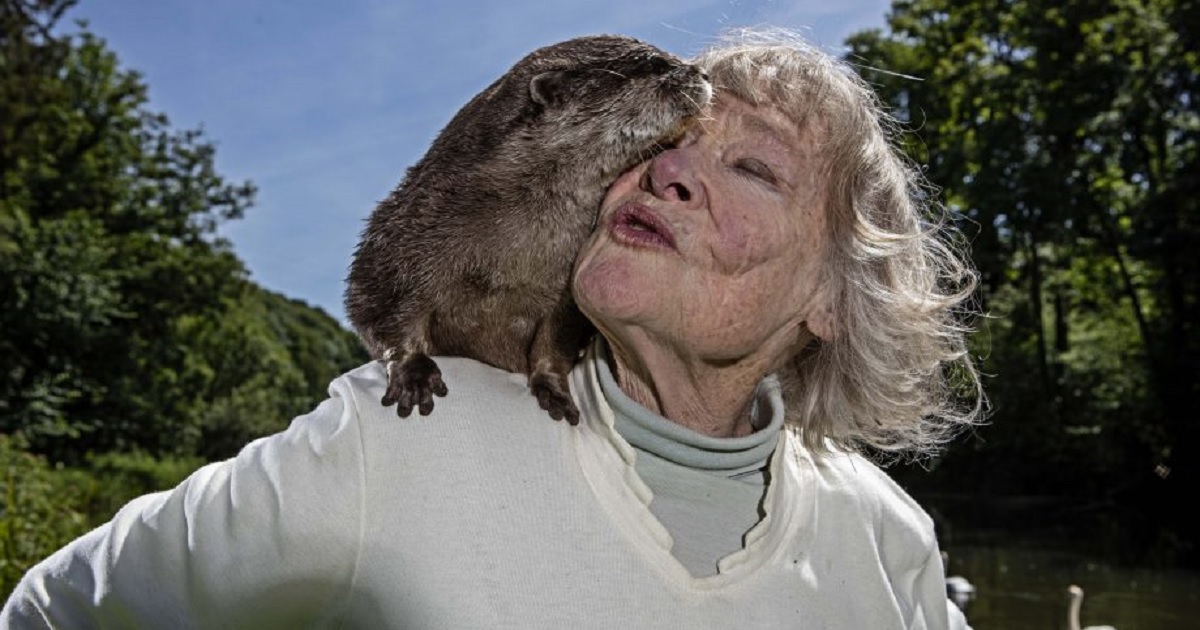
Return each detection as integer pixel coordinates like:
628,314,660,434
912,544,974,630
948,599,973,630
0,375,368,629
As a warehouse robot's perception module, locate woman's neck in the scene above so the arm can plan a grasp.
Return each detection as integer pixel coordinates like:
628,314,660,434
603,335,773,438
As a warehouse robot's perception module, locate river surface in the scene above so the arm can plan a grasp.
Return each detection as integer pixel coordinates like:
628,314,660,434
918,493,1200,629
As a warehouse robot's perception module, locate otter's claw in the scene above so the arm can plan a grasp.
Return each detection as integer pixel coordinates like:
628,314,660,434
381,353,448,417
530,372,579,425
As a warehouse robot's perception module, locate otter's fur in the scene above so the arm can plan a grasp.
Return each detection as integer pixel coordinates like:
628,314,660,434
344,34,711,423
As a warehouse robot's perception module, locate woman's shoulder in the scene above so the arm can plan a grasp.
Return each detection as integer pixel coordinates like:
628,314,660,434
798,438,937,542
336,356,532,404
330,356,570,449
321,357,581,507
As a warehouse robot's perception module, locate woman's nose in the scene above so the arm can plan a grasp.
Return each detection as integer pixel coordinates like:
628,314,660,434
640,148,704,207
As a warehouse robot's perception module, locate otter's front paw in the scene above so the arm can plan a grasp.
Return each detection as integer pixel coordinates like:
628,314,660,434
381,353,448,417
530,372,580,425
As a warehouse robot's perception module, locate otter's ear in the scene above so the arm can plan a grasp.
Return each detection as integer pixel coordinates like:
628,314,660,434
529,71,569,108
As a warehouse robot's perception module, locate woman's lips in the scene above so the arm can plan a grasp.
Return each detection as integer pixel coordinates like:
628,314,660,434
609,203,676,250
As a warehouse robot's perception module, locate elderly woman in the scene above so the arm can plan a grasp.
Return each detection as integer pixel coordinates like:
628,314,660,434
2,30,981,629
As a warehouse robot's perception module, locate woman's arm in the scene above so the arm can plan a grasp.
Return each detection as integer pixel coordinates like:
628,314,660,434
913,544,975,630
0,382,368,629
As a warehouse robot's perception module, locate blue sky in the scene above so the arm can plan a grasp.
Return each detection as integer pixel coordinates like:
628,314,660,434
70,0,894,325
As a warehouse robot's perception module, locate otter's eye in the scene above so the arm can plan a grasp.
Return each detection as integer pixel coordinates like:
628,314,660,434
643,56,673,74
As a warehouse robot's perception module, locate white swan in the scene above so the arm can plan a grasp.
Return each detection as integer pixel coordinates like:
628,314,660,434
941,552,975,611
1068,584,1117,630
945,574,976,611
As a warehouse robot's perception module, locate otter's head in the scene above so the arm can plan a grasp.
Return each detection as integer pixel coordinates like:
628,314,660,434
513,35,713,179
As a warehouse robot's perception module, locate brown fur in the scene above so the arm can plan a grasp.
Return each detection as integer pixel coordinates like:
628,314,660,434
344,34,711,423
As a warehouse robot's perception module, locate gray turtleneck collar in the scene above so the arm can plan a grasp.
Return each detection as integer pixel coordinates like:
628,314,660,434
594,340,784,482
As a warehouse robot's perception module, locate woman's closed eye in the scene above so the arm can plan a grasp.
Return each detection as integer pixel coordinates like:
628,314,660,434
734,158,778,185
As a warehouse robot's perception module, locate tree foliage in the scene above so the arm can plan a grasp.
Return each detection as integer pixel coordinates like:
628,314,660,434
1,0,369,593
849,0,1198,563
1,0,367,463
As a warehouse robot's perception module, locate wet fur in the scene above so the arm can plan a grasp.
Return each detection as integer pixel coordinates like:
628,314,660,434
344,34,711,423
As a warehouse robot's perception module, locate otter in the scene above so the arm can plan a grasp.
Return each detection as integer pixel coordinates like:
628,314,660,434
344,34,712,424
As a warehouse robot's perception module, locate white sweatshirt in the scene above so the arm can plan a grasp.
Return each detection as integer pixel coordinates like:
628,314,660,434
1,343,970,629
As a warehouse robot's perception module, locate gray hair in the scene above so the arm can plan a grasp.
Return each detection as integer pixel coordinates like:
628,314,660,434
692,28,985,462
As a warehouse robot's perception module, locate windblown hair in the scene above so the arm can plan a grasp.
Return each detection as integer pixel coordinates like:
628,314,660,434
692,29,985,462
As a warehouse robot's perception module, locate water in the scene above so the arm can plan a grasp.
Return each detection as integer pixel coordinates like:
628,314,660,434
948,543,1200,629
921,493,1200,629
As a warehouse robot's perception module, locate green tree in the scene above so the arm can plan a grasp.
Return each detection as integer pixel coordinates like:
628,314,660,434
848,0,1198,562
1,0,255,459
1,0,369,463
0,0,372,592
189,285,368,461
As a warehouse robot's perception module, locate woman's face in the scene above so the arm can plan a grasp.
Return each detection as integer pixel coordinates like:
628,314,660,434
573,94,832,367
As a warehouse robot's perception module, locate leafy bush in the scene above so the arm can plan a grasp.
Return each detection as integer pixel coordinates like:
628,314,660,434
0,435,93,598
0,435,204,599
